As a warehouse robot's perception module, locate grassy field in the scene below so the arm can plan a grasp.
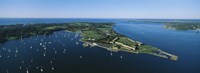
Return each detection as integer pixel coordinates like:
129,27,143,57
116,37,137,47
97,28,111,32
138,45,157,53
42,26,66,30
82,30,102,39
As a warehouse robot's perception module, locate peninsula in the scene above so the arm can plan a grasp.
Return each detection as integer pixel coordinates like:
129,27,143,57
0,22,178,60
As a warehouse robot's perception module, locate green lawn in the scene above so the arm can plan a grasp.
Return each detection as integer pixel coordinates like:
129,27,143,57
138,45,157,53
97,28,111,32
8,36,18,40
82,30,102,39
43,26,66,30
116,37,136,47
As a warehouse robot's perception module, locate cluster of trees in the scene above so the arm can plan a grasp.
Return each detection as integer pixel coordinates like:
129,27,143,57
92,28,124,44
66,22,114,31
165,22,200,30
0,22,114,43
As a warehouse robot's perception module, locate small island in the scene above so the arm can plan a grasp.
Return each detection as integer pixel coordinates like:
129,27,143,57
0,22,178,60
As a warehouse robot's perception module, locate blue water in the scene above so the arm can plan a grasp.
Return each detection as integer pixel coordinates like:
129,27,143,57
0,18,200,73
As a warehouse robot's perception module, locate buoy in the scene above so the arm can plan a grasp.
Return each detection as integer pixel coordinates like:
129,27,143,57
43,53,46,57
120,56,123,59
52,66,55,70
19,66,22,69
15,48,18,53
30,46,33,49
40,67,43,72
22,60,24,64
44,47,47,50
55,51,57,54
80,56,82,59
36,67,39,69
6,69,9,73
26,68,29,73
40,43,42,46
31,59,33,62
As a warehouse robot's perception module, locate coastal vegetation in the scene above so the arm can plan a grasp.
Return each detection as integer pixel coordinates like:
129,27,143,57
165,22,200,30
125,19,200,31
0,22,178,60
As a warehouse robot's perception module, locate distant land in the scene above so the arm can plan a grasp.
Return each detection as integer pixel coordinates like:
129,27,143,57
164,22,200,30
126,19,200,31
